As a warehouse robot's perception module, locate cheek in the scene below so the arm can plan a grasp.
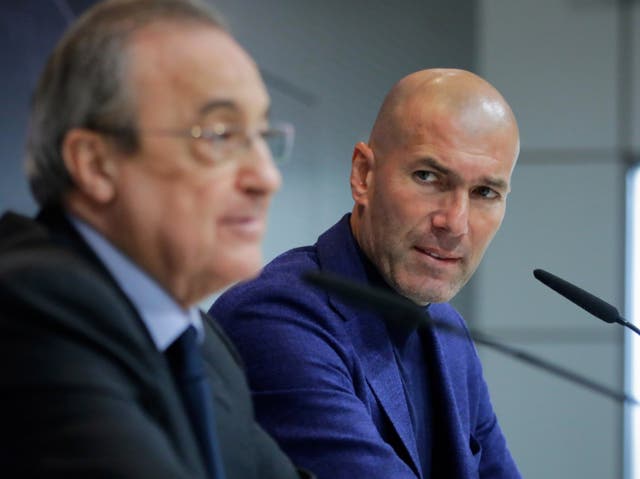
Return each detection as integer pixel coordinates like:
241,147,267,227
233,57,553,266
190,177,263,277
470,210,504,256
184,178,231,243
152,173,229,256
371,181,416,225
205,227,264,288
369,192,427,257
116,168,173,232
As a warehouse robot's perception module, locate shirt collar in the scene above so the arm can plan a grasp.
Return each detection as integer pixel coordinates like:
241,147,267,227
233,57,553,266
68,214,204,351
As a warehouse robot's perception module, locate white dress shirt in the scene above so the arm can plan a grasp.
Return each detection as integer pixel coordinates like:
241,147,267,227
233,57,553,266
69,215,204,351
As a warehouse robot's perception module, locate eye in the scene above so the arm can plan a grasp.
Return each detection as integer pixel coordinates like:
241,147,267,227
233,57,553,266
200,124,241,144
474,186,500,200
217,129,242,143
257,126,274,141
413,170,437,183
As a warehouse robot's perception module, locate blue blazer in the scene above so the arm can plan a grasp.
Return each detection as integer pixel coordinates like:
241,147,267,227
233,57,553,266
211,214,520,479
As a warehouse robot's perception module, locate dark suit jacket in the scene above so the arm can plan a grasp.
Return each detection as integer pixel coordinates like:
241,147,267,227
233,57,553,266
211,214,521,479
0,208,305,479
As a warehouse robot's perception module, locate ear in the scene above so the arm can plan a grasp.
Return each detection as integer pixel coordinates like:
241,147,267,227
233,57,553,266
61,128,119,204
350,141,375,205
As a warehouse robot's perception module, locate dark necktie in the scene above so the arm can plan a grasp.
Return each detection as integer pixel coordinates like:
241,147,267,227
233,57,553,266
166,325,226,479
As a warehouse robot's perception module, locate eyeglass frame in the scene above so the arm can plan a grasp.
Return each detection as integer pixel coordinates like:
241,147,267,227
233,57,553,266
89,121,295,166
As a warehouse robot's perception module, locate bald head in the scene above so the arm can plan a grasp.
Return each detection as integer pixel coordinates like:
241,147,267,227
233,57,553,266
369,69,519,161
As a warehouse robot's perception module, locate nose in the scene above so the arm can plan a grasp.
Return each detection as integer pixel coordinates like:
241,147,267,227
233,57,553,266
238,140,282,197
431,191,469,237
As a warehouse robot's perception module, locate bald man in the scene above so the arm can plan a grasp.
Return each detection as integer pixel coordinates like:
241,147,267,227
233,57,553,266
210,69,522,479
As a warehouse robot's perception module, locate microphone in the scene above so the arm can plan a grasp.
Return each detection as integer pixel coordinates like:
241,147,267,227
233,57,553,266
533,268,640,337
303,270,639,406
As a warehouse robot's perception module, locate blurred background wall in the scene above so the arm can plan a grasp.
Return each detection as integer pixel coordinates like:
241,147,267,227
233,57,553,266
1,1,638,477
476,1,636,477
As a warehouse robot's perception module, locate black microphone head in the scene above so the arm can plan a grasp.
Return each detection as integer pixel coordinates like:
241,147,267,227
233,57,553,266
533,268,620,324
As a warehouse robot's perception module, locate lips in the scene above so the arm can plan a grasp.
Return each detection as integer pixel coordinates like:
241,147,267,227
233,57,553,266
414,246,462,263
220,214,265,239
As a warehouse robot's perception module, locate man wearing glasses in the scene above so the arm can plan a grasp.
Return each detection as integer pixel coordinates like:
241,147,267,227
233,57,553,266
0,1,304,478
211,69,522,478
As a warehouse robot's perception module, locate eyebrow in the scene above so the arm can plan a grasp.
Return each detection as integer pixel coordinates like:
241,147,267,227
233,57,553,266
416,157,510,192
198,100,271,120
198,99,239,116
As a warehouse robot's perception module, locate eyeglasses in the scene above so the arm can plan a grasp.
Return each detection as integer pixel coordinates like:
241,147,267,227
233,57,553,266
93,122,295,165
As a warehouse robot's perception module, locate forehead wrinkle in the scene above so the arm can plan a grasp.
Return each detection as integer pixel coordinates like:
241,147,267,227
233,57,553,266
415,156,454,177
128,23,269,128
481,175,509,193
195,102,271,129
404,98,518,171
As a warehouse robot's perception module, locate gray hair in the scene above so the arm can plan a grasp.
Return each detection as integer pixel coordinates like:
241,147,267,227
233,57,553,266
26,0,226,206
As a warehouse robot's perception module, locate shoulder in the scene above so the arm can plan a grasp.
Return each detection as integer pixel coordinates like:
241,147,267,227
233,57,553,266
0,234,131,323
0,236,122,320
0,210,111,301
209,245,355,390
242,245,319,289
0,210,50,252
213,213,354,318
0,221,161,390
212,245,330,322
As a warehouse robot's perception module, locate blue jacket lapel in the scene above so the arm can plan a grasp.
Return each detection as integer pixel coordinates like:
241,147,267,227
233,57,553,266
316,214,422,477
421,306,474,478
